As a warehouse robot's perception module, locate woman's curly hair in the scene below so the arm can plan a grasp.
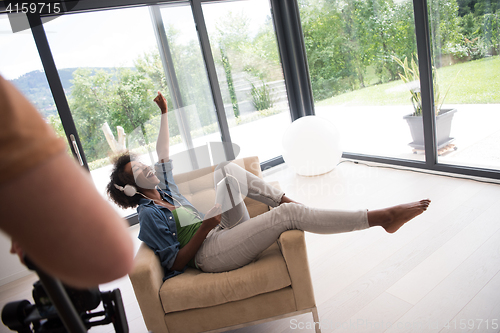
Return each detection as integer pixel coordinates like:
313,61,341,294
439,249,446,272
107,152,141,209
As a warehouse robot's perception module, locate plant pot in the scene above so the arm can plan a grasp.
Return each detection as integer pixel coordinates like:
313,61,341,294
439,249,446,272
403,108,457,150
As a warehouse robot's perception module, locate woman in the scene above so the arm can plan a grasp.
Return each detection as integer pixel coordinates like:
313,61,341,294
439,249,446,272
107,91,430,280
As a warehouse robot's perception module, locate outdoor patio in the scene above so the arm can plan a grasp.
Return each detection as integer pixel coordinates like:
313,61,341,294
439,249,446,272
315,103,500,170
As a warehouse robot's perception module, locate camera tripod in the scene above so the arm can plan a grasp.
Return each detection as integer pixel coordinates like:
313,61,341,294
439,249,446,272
1,257,128,333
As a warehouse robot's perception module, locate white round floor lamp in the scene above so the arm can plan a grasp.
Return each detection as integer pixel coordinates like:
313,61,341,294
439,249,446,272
282,115,342,176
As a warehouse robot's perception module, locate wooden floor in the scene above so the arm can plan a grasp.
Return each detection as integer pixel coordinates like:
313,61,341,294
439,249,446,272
1,161,500,333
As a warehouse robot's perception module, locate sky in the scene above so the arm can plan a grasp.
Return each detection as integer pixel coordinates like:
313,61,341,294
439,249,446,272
0,7,157,80
0,0,271,81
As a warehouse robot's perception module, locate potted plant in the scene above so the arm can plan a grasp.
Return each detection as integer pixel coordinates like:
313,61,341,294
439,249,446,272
393,55,458,151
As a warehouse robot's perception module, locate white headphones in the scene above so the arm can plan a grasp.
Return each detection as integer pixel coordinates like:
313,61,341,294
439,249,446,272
114,184,138,197
114,183,161,204
114,184,203,221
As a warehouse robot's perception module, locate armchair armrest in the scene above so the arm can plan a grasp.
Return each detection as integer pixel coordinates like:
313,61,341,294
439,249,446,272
278,230,316,310
270,177,315,309
129,243,169,333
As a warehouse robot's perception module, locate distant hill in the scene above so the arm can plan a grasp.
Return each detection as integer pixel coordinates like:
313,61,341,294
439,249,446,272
10,67,116,118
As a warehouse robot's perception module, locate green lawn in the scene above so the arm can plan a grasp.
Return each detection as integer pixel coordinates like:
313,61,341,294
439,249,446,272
317,55,500,107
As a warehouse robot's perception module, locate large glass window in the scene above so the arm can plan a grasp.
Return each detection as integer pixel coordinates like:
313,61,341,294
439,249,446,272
202,0,292,162
298,0,423,161
42,8,162,217
42,6,223,217
157,3,223,170
2,0,297,221
429,0,500,170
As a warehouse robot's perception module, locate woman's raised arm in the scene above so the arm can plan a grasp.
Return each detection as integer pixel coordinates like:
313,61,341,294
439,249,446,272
154,91,170,163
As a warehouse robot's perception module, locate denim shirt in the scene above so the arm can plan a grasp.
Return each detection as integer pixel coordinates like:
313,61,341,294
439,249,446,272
137,160,203,281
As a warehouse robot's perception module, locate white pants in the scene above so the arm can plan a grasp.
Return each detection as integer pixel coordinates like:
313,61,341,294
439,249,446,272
195,162,369,273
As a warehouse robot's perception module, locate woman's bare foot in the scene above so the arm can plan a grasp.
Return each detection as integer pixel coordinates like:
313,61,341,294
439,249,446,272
367,199,431,233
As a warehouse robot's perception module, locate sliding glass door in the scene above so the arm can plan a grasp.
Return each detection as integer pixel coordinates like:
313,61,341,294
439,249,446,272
429,0,500,170
201,0,292,162
40,4,227,216
298,0,423,162
297,0,500,178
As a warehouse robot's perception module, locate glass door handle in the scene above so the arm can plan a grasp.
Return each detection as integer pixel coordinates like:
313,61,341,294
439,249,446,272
70,134,84,166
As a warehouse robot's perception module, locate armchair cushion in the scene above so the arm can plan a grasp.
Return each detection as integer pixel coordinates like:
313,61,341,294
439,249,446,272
160,242,291,313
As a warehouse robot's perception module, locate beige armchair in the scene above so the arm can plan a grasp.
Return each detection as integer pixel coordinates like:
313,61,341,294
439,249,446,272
129,156,320,333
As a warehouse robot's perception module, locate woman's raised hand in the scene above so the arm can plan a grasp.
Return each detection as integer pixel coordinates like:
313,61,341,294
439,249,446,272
153,91,168,114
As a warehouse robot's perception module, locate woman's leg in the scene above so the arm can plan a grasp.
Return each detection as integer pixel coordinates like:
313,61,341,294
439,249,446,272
196,203,368,272
213,161,285,229
196,200,430,273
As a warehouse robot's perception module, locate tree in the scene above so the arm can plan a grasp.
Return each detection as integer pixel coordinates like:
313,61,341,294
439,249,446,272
212,10,251,118
482,11,500,54
110,68,157,144
134,50,169,96
134,49,180,138
429,0,463,66
219,44,240,117
342,0,373,88
366,0,411,82
301,0,357,100
69,68,114,161
47,114,66,140
164,24,217,130
69,67,160,162
474,0,499,16
456,0,477,16
249,16,282,81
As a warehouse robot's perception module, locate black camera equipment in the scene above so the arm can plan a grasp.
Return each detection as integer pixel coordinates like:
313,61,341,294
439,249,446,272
1,257,128,333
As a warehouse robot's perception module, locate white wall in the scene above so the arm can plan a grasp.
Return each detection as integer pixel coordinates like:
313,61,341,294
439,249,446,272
0,230,31,286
